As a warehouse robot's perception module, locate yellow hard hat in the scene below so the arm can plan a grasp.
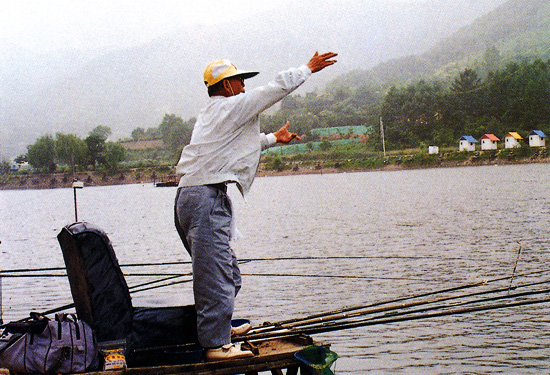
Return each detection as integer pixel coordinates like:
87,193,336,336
203,59,259,87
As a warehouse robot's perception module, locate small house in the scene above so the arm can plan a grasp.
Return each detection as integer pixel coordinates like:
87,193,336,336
121,139,164,150
480,134,500,150
428,146,439,154
10,161,31,172
458,135,477,152
529,130,547,147
504,132,523,149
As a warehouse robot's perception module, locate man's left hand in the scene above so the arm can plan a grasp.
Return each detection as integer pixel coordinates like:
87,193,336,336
274,121,302,144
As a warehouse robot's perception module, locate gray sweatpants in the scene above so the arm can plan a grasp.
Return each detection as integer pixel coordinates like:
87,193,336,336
174,185,241,348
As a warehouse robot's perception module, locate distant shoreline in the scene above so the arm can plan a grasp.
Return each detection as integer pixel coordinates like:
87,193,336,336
1,156,547,191
257,156,548,177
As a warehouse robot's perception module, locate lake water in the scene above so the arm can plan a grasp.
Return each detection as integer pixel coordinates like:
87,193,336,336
1,163,550,374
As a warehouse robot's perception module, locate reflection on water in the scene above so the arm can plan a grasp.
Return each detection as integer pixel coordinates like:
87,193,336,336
1,163,550,374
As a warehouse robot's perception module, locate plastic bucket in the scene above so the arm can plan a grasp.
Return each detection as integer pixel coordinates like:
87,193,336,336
294,345,338,375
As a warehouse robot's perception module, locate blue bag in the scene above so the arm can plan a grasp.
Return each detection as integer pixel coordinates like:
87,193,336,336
0,313,99,374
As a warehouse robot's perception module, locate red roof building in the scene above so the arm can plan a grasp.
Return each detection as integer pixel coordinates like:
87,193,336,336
480,134,500,150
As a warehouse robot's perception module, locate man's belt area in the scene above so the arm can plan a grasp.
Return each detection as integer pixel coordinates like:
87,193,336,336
207,182,228,193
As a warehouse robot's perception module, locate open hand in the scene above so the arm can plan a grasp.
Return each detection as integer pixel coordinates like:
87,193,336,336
307,51,338,73
274,121,302,144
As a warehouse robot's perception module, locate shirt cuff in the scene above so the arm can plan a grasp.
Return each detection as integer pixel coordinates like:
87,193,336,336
260,132,278,149
299,64,312,78
265,133,277,145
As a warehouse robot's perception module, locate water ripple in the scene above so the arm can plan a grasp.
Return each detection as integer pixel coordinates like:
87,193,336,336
1,164,549,373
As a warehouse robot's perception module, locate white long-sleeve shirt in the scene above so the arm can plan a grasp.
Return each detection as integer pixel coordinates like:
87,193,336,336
176,64,312,196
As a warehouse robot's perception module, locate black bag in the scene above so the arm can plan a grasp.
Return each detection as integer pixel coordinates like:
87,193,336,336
0,313,99,374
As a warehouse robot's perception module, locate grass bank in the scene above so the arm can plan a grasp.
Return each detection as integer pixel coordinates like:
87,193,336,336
259,144,549,175
1,145,548,190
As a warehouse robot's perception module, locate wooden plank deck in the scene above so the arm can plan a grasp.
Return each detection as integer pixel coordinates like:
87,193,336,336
80,335,317,375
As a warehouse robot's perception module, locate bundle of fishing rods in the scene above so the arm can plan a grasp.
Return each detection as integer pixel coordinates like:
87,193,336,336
235,269,550,342
1,256,550,339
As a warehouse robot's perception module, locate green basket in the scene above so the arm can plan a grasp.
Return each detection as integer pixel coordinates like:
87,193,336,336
294,345,338,375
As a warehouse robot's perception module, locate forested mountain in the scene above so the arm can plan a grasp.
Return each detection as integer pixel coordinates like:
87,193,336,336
6,0,550,157
265,0,550,150
334,0,550,88
1,0,506,157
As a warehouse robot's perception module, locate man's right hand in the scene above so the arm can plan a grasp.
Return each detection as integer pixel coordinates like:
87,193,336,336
307,51,338,73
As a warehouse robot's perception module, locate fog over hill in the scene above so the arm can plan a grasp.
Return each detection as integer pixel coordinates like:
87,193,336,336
332,0,550,90
1,0,506,157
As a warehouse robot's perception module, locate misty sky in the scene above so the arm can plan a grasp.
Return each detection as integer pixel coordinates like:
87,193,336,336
1,0,427,53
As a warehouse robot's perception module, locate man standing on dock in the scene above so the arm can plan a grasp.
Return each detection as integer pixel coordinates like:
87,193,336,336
174,51,337,361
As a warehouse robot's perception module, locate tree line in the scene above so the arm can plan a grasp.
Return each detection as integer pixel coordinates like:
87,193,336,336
130,114,194,160
261,58,550,151
19,126,125,173
9,57,550,175
376,59,550,150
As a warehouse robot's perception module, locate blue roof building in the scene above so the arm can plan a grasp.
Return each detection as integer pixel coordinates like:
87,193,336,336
459,135,478,151
460,135,478,143
529,130,547,147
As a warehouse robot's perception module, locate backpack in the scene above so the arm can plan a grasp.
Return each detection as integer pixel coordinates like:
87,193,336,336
0,313,99,374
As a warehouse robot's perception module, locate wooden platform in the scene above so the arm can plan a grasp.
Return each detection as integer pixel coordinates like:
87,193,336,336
82,335,317,375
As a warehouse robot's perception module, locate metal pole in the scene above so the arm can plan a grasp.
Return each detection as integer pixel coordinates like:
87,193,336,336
72,180,84,222
380,117,386,158
73,187,78,222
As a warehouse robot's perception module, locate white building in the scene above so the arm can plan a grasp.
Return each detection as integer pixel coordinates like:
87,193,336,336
428,146,439,154
480,134,500,150
10,161,31,171
458,135,477,152
529,130,547,147
504,132,523,148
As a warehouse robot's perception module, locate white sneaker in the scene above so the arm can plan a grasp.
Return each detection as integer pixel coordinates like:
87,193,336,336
204,344,254,362
231,322,252,336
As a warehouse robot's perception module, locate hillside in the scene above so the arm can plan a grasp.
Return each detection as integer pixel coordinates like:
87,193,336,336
1,0,506,158
334,0,550,88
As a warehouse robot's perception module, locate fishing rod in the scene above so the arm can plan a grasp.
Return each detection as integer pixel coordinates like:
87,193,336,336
238,255,473,262
128,275,193,294
234,296,550,342
0,254,476,276
0,272,434,282
253,269,548,330
0,273,189,278
241,273,435,282
0,274,193,328
128,274,190,291
0,269,437,282
0,266,67,273
0,268,431,326
301,284,550,334
508,242,522,292
238,279,550,340
250,277,550,335
336,284,550,327
133,286,550,352
2,260,546,330
129,282,550,349
0,263,191,275
1,267,437,322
